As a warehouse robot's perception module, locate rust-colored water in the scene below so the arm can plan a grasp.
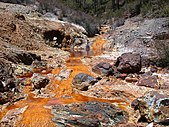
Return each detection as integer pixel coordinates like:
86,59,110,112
0,36,128,126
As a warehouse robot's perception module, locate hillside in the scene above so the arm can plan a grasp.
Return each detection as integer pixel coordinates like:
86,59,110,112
1,0,169,36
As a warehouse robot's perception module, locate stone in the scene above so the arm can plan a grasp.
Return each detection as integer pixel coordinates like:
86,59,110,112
150,66,158,73
0,59,24,104
55,69,72,81
131,91,169,124
52,101,129,127
0,92,14,104
72,73,97,91
0,106,28,127
0,58,13,81
3,50,41,65
125,74,138,82
136,75,158,88
114,73,128,80
125,77,138,83
14,64,33,78
115,52,142,74
31,60,47,73
92,62,114,76
31,73,50,89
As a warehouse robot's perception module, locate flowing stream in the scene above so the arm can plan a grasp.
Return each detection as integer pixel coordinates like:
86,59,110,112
0,36,129,127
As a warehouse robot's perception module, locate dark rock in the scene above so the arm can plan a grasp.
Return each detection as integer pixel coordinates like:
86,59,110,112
92,62,114,76
0,58,13,81
115,52,142,74
31,73,50,89
141,56,151,67
0,59,24,104
0,92,14,104
2,50,41,65
72,73,97,91
0,58,16,92
131,91,169,124
136,75,158,88
52,101,129,127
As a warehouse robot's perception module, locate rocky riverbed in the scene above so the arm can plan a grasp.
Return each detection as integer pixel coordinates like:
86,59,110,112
0,2,169,127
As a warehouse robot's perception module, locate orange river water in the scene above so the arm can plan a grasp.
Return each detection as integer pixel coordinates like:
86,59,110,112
0,36,129,127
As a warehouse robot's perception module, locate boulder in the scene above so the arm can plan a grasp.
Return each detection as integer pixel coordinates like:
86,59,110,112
115,52,141,73
31,73,50,89
52,101,129,127
92,62,114,76
131,91,169,125
72,73,97,91
136,75,158,88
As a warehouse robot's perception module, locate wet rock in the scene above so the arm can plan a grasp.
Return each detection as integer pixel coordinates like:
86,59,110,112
131,91,169,124
72,73,97,91
52,101,129,127
31,73,50,89
136,75,158,88
92,62,114,76
115,52,142,74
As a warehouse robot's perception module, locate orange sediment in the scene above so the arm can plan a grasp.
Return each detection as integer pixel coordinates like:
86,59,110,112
0,36,128,127
92,35,106,55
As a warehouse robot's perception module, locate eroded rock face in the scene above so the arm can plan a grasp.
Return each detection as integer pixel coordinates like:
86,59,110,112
72,73,97,91
115,52,141,74
131,91,169,125
52,101,129,127
92,62,114,76
31,73,50,89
